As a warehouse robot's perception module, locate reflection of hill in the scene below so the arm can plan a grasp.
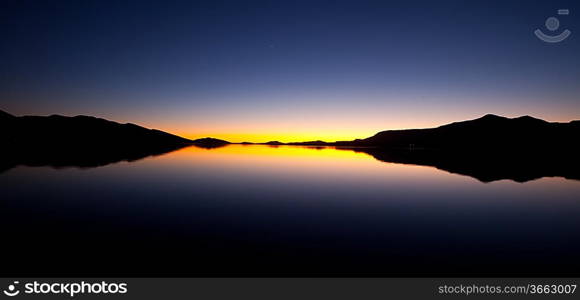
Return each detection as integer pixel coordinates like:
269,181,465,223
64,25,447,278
252,114,580,183
331,114,580,182
1,110,191,172
0,144,186,173
4,109,580,182
343,147,580,183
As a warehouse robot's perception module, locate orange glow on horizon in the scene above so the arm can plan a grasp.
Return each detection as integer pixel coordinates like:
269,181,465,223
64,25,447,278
171,144,372,159
151,144,479,186
164,120,451,143
130,108,580,144
174,131,378,143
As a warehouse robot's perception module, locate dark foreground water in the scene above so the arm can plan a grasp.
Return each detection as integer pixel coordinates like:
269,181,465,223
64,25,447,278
1,145,579,276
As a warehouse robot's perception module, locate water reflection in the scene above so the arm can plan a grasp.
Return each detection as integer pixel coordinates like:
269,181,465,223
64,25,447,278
344,147,580,183
0,143,187,173
3,144,579,183
1,145,579,276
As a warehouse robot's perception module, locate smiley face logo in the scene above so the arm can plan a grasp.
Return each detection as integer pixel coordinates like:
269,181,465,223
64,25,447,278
3,282,20,297
535,9,572,43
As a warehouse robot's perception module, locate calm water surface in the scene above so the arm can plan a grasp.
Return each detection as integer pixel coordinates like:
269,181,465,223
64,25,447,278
1,145,579,276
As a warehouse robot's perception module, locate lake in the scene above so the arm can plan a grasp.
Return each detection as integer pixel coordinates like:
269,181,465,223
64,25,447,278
1,144,579,276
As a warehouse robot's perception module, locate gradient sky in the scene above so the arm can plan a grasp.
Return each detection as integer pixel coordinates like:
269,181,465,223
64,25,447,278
1,0,580,142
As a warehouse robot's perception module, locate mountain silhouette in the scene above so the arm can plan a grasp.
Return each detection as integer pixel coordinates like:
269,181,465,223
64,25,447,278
348,114,580,150
334,115,580,182
3,110,580,182
252,114,580,150
1,110,192,172
252,114,580,182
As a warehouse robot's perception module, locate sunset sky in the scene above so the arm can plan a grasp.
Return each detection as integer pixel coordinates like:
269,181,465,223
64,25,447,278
1,0,579,142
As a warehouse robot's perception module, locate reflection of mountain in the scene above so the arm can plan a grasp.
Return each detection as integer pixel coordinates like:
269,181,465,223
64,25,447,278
1,110,191,172
343,148,580,183
4,110,580,182
276,114,580,182
340,114,580,182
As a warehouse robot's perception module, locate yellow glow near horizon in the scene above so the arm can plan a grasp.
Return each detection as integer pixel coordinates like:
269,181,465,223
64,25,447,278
171,143,372,159
165,119,447,143
176,131,378,143
153,144,474,185
126,105,580,144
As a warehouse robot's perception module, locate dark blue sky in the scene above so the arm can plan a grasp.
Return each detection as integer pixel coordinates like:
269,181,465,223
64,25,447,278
1,0,579,141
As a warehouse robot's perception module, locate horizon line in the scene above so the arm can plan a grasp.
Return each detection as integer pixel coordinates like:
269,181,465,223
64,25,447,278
3,109,580,144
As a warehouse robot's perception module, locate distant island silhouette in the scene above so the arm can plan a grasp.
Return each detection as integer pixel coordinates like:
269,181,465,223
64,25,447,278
190,137,231,149
2,110,579,182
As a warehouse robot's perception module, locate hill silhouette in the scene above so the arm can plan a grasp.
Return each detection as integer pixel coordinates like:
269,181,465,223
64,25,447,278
191,137,230,149
337,115,580,182
346,114,580,150
3,110,580,181
250,114,580,150
349,115,577,182
251,114,580,182
1,110,192,172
